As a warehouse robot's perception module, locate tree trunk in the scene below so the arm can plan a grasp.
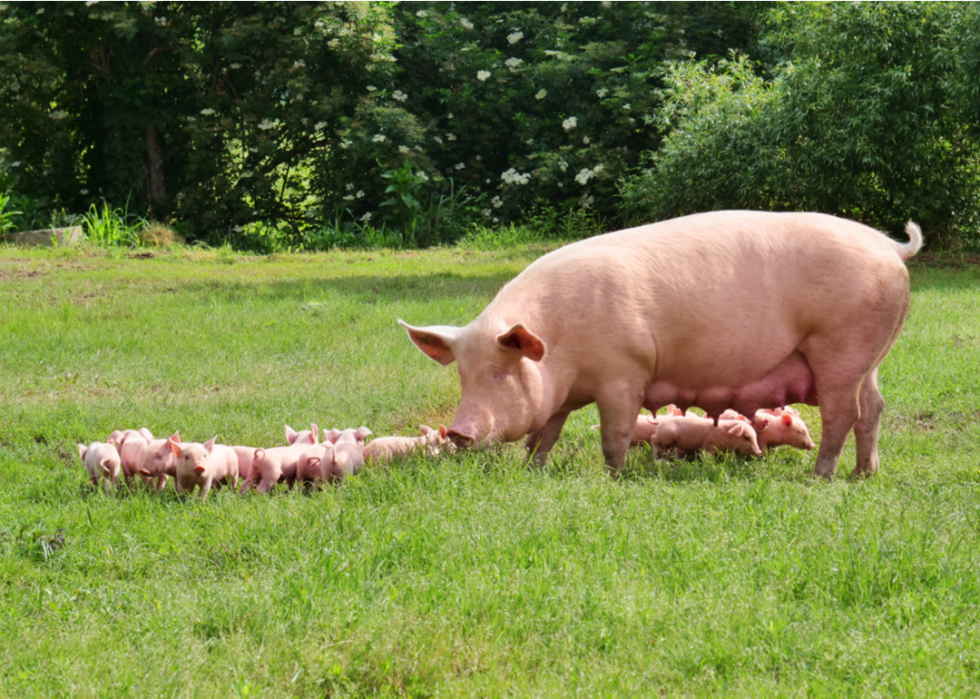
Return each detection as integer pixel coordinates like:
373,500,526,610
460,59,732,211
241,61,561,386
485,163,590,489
145,125,167,219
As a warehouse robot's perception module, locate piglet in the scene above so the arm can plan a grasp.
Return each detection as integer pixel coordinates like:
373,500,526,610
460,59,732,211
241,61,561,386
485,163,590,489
230,446,261,482
322,426,372,446
752,408,816,451
169,436,239,500
295,443,336,487
78,440,122,490
363,424,451,464
286,423,319,446
108,427,154,488
243,444,310,493
137,431,180,491
652,415,762,459
627,405,686,447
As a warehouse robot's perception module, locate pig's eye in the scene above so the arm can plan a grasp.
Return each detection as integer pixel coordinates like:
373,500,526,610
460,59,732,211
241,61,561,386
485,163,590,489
490,366,508,381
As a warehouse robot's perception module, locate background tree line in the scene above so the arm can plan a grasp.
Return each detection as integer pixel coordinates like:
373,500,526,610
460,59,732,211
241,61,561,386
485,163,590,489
1,1,978,250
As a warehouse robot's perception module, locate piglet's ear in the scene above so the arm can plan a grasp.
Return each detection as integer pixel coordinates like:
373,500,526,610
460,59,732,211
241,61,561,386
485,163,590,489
285,425,298,445
169,440,183,457
399,320,460,366
781,412,793,426
204,436,217,454
439,424,448,439
728,423,747,436
496,324,546,362
311,423,319,443
78,444,88,459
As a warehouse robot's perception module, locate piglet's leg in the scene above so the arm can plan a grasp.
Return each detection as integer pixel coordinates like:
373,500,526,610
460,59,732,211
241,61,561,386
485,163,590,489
525,411,571,466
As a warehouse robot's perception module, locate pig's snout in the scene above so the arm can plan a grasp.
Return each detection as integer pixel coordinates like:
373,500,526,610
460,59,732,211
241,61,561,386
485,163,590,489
447,430,476,450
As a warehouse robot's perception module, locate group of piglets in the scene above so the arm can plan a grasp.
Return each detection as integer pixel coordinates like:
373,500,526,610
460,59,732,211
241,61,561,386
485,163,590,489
627,405,816,459
77,422,452,499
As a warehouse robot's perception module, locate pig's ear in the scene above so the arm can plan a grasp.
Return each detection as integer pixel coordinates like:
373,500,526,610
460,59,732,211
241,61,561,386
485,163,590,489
324,429,341,445
139,468,151,476
781,412,793,426
355,426,372,443
496,324,546,362
204,436,217,454
285,425,297,445
439,424,448,439
420,425,433,436
728,423,747,436
311,423,319,443
169,431,180,442
169,440,182,457
139,427,154,442
398,320,460,365
78,444,88,460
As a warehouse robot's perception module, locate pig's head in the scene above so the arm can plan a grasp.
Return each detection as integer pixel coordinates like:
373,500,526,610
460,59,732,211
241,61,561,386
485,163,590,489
400,319,546,449
779,411,816,450
140,431,180,478
169,436,215,475
706,422,763,457
287,423,319,446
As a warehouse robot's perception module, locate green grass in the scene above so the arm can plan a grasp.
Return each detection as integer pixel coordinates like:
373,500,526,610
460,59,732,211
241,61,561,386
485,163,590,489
1,242,979,696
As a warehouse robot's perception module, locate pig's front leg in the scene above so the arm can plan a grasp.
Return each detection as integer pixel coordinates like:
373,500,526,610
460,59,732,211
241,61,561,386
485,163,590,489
596,385,644,476
198,477,213,501
525,411,571,466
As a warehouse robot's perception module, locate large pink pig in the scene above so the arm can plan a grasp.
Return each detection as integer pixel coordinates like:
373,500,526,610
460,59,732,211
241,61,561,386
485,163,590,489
78,440,122,490
401,211,922,479
137,431,181,491
652,415,763,459
169,436,239,500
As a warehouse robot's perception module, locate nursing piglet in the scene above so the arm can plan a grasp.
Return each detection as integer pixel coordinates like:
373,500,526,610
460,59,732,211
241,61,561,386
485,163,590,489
752,408,816,451
652,415,762,459
78,440,122,490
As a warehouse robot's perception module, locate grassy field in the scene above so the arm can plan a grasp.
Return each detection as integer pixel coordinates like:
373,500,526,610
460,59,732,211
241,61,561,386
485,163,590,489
1,241,979,697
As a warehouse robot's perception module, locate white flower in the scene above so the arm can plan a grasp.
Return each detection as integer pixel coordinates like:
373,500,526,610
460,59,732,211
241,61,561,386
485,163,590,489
155,17,167,27
562,116,577,132
593,163,604,173
398,145,410,154
186,116,196,122
293,60,305,69
360,212,372,223
416,170,429,181
460,17,474,30
454,162,465,170
501,168,531,185
481,209,491,217
477,70,491,82
200,108,216,116
80,189,89,195
583,136,590,145
356,190,364,199
9,82,19,93
314,121,326,131
249,147,258,153
315,21,324,29
623,103,631,111
340,140,352,149
230,63,242,70
258,119,275,130
392,90,408,102
328,39,340,48
294,28,303,36
447,112,454,119
366,85,377,92
36,8,44,14
343,195,355,202
580,194,594,209
492,196,503,208
434,136,443,145
446,134,457,141
233,225,243,233
373,134,386,143
49,110,67,120
507,31,524,44
416,10,427,18
574,168,600,185
346,183,355,191
559,160,568,172
535,89,547,100
242,171,254,178
596,88,609,98
505,57,523,69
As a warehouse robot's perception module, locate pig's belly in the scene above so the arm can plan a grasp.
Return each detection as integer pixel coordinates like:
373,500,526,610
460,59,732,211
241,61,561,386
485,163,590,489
643,351,817,418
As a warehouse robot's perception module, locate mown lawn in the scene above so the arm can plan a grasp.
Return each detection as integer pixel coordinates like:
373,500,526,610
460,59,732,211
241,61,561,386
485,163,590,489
1,243,979,697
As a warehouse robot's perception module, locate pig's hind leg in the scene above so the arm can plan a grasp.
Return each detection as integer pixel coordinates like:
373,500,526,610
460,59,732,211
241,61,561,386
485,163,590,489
852,367,884,478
